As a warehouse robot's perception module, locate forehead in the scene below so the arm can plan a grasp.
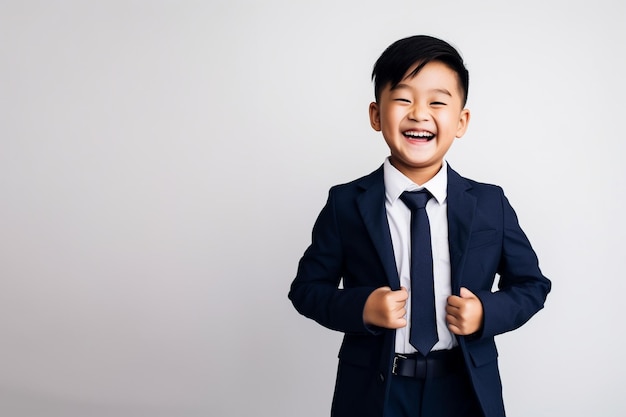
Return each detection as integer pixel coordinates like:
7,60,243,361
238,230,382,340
395,60,462,92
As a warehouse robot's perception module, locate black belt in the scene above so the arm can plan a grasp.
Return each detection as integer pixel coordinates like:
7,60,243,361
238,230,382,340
391,348,464,379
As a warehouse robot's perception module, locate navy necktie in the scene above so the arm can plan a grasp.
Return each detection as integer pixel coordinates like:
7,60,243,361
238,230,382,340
399,190,438,355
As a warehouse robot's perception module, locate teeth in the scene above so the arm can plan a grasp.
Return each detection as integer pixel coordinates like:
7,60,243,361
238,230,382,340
404,131,434,138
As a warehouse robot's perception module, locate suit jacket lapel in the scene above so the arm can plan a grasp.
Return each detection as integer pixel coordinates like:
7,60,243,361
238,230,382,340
446,165,476,294
356,167,401,290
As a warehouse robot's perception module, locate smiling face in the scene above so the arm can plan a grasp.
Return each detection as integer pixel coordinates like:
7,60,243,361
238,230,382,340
369,60,470,185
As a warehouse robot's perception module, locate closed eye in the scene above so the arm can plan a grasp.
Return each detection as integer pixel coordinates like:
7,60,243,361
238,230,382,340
394,98,411,103
431,102,447,106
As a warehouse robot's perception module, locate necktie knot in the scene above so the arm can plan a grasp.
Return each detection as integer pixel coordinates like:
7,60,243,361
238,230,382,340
400,190,432,211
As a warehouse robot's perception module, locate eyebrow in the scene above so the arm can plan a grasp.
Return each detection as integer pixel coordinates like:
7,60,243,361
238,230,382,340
391,84,453,97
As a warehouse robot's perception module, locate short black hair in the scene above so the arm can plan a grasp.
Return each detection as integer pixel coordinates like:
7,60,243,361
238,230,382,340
371,35,469,105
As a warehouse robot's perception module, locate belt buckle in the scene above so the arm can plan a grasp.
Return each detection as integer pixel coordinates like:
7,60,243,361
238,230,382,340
392,354,407,375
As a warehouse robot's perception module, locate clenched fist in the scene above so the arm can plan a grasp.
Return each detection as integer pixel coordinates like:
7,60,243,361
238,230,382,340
446,287,484,336
363,286,409,329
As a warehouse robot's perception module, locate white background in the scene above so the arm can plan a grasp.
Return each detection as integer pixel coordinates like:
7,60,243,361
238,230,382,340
1,1,625,416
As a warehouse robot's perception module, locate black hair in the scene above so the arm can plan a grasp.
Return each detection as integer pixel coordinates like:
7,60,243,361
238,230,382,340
371,35,469,105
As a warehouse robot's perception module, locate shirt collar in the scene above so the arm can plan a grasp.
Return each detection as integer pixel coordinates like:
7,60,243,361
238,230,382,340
383,158,448,205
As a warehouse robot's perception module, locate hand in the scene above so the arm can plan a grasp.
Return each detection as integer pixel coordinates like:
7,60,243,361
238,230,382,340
363,286,409,329
446,287,484,336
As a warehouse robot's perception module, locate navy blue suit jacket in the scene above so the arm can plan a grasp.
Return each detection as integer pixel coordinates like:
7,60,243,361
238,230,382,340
289,165,551,417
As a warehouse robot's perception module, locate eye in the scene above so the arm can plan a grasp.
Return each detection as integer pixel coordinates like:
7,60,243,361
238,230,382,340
393,98,411,103
431,101,447,106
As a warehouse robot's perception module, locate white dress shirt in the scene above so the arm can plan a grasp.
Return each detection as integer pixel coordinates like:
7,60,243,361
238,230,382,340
383,158,457,354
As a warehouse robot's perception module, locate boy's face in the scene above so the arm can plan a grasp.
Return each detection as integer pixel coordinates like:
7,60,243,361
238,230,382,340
369,60,470,184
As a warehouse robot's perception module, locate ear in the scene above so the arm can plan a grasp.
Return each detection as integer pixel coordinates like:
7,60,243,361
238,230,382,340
455,108,471,138
369,102,381,131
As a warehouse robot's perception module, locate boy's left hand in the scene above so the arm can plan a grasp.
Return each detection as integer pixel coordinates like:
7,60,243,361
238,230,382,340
446,287,483,336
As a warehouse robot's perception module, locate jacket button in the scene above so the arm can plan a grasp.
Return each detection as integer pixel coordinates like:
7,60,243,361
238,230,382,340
379,373,385,382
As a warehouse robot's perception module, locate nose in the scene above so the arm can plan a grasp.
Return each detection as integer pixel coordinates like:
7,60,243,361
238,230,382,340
409,103,429,122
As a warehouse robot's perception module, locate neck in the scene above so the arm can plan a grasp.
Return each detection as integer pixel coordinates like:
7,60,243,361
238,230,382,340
389,158,443,186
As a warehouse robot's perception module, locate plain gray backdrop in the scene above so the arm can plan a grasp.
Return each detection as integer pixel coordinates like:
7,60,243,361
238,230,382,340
1,1,625,416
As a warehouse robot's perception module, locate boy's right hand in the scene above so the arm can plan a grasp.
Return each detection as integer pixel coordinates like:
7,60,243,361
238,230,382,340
363,286,408,329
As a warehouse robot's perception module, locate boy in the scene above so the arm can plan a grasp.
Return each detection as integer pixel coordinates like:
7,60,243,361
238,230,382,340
289,35,551,417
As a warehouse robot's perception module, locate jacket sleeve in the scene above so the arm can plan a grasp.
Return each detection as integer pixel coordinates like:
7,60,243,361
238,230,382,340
476,188,552,339
288,188,378,334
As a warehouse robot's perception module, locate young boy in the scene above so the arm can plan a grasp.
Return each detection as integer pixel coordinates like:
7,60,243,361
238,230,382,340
289,35,551,417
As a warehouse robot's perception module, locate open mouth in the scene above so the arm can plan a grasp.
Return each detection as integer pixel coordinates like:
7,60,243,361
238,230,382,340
403,130,435,141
